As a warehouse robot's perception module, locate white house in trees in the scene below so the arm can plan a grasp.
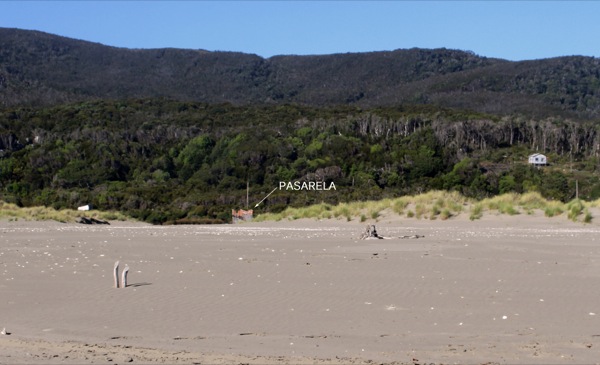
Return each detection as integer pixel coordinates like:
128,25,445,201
528,153,547,166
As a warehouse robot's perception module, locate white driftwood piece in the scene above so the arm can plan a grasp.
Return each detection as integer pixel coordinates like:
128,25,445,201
359,224,424,240
113,261,120,288
121,265,129,288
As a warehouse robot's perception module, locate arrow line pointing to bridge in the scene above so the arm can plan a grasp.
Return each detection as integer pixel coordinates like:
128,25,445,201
254,187,278,208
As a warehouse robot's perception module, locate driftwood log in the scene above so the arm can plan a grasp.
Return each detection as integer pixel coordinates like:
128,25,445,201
121,265,129,288
113,261,120,288
360,224,383,240
77,217,110,225
359,224,424,240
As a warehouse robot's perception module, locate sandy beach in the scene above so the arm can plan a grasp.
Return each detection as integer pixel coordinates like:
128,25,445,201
1,213,600,364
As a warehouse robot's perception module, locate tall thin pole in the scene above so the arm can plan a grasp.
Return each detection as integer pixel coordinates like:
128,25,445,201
570,153,573,172
246,179,249,209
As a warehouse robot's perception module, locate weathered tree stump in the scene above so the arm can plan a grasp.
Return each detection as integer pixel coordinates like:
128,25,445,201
360,224,383,240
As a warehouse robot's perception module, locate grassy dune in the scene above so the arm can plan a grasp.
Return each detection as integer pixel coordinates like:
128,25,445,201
0,201,131,223
255,191,597,223
2,191,596,224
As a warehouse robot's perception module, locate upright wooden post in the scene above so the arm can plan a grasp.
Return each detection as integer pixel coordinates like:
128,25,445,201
113,261,120,288
121,265,129,288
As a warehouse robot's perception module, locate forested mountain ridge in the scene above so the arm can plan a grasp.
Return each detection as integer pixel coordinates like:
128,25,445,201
2,28,600,120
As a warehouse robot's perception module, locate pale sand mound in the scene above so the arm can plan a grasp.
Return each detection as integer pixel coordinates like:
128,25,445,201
1,216,600,364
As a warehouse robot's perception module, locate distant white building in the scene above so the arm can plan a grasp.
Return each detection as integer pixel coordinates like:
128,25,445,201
528,153,547,166
77,204,93,211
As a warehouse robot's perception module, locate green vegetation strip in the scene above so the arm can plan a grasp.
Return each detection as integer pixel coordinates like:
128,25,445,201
255,191,597,223
2,191,596,224
0,201,131,223
3,99,600,225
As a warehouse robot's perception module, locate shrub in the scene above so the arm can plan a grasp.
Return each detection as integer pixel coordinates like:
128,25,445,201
470,204,483,220
567,199,584,221
544,205,563,217
440,209,452,220
584,210,593,223
415,204,426,219
392,199,408,214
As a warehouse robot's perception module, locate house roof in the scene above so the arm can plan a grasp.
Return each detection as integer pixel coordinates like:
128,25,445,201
528,153,546,158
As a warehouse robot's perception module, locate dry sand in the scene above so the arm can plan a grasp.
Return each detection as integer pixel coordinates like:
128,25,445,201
1,213,600,364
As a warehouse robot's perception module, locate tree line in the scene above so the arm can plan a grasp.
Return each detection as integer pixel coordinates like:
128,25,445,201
1,99,599,223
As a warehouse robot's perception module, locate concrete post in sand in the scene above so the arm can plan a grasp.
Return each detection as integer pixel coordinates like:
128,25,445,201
113,261,120,288
121,264,129,288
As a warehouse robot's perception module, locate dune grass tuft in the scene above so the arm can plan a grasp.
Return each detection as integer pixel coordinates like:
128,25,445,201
567,199,585,222
469,203,484,221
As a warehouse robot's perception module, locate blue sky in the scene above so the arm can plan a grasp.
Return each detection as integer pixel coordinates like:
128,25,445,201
1,1,598,61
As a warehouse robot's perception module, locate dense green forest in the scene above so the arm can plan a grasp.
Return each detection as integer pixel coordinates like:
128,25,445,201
3,28,600,223
2,99,600,223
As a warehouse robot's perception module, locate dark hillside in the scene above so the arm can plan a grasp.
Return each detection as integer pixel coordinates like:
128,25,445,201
416,56,600,119
2,28,600,119
264,48,504,104
0,28,265,105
